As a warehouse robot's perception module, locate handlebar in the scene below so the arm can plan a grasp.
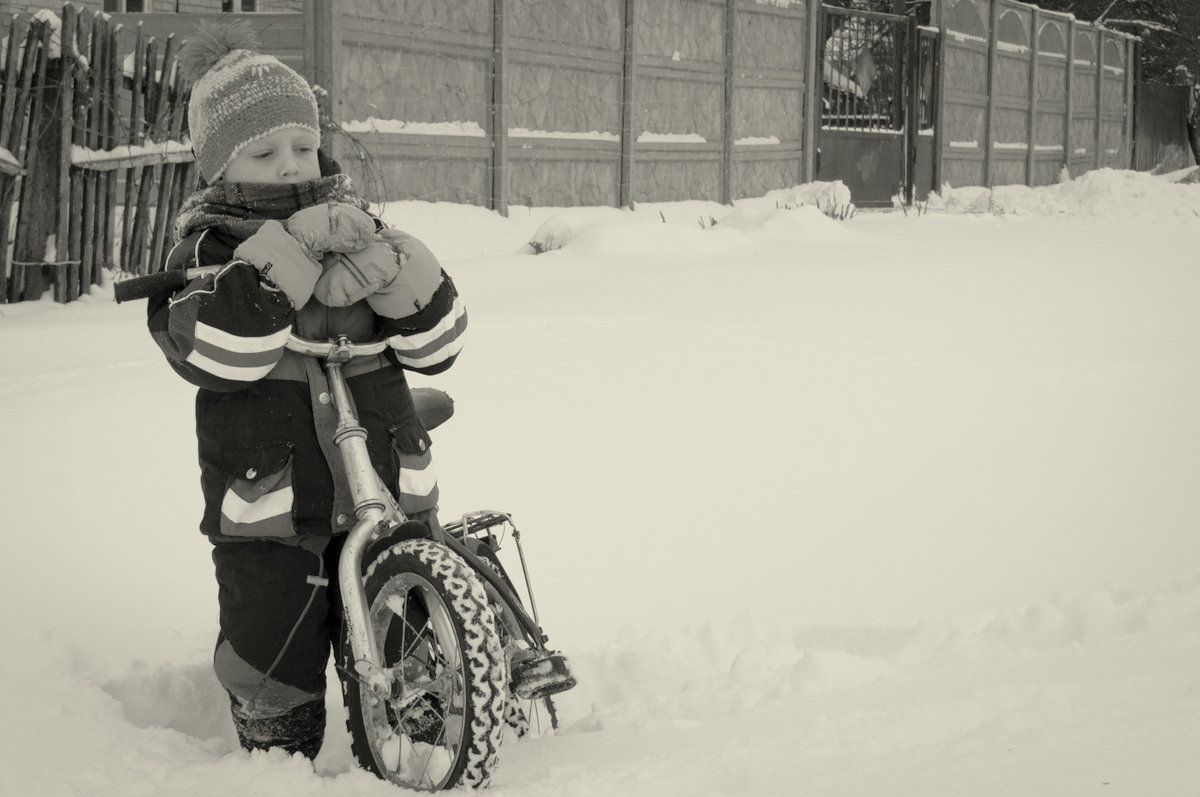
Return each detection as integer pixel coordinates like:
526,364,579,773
113,268,391,362
286,335,388,361
113,266,220,304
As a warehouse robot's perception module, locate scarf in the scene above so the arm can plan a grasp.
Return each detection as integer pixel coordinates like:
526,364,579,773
173,174,369,243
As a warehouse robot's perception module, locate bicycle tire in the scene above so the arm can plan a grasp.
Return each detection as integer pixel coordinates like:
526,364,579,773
341,539,506,790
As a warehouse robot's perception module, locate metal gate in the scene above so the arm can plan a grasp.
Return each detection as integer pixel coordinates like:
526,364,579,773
817,3,938,206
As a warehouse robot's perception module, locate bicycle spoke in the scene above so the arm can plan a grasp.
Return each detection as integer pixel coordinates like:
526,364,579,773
387,591,432,663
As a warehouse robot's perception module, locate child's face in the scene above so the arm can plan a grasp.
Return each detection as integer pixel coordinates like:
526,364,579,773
221,126,321,185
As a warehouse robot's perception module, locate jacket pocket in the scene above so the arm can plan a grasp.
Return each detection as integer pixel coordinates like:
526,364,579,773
388,421,439,516
217,445,297,539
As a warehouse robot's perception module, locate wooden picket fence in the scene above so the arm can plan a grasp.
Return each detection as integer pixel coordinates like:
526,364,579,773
1,5,195,303
0,14,45,303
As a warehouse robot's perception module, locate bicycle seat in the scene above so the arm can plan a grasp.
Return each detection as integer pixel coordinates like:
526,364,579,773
412,387,454,431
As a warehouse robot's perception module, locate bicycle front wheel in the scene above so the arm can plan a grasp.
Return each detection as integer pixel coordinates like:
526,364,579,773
341,539,506,790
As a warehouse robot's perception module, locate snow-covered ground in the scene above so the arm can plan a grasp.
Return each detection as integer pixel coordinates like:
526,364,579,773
1,168,1198,796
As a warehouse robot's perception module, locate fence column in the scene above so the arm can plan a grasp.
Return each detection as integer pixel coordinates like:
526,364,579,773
620,0,636,207
802,0,820,182
1026,8,1039,186
983,0,999,187
1063,16,1074,174
905,14,919,204
490,0,508,215
932,0,947,191
307,0,336,115
1124,38,1136,167
1132,39,1142,168
721,0,734,205
1094,28,1104,169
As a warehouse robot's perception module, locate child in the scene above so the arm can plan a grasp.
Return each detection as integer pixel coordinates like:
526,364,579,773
147,22,466,759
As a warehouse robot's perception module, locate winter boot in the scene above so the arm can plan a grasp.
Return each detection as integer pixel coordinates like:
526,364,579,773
229,694,325,760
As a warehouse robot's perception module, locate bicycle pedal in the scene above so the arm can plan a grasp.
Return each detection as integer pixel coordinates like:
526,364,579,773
511,651,577,700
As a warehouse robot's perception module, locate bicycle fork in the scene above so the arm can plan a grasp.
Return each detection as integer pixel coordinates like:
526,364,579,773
322,353,395,692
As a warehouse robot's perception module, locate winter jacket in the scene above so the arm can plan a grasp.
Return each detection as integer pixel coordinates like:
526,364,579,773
147,205,466,542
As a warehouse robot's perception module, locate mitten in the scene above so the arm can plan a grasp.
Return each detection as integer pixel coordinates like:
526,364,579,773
313,230,444,319
285,202,376,259
366,229,445,319
233,220,322,308
314,241,401,307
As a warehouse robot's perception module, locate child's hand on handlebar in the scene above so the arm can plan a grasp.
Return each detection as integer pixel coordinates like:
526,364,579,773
286,202,376,259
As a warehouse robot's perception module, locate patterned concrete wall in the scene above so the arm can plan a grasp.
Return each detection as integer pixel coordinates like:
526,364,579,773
938,0,1135,190
1099,36,1131,168
505,0,624,206
1032,17,1068,186
940,0,989,188
730,1,807,197
990,4,1031,187
329,0,493,205
328,0,814,209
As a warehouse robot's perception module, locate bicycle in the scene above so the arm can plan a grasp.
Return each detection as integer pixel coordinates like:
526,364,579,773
116,270,576,790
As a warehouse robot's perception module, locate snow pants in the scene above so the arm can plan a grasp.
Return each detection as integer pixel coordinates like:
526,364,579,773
211,510,441,758
211,533,347,759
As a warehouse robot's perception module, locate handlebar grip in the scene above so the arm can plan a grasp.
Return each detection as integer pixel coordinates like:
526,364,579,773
113,270,191,303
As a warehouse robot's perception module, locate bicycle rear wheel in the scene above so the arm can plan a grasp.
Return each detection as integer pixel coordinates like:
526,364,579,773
341,539,506,790
467,540,561,736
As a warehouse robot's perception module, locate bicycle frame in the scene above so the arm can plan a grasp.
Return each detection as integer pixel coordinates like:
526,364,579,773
287,334,553,696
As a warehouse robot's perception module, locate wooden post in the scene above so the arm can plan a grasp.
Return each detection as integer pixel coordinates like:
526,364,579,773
721,0,734,205
79,13,101,291
14,20,55,301
149,34,184,274
58,8,77,300
163,48,194,260
619,0,636,207
121,24,147,274
162,30,197,262
802,0,821,182
0,16,17,148
91,15,109,286
99,21,123,285
983,0,999,187
129,36,160,275
0,14,31,303
68,12,92,295
1026,8,1039,186
489,0,508,215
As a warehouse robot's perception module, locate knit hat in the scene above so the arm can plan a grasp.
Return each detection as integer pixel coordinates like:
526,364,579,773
179,21,320,183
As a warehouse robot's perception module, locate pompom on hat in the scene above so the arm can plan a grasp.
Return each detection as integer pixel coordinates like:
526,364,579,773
180,21,320,183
